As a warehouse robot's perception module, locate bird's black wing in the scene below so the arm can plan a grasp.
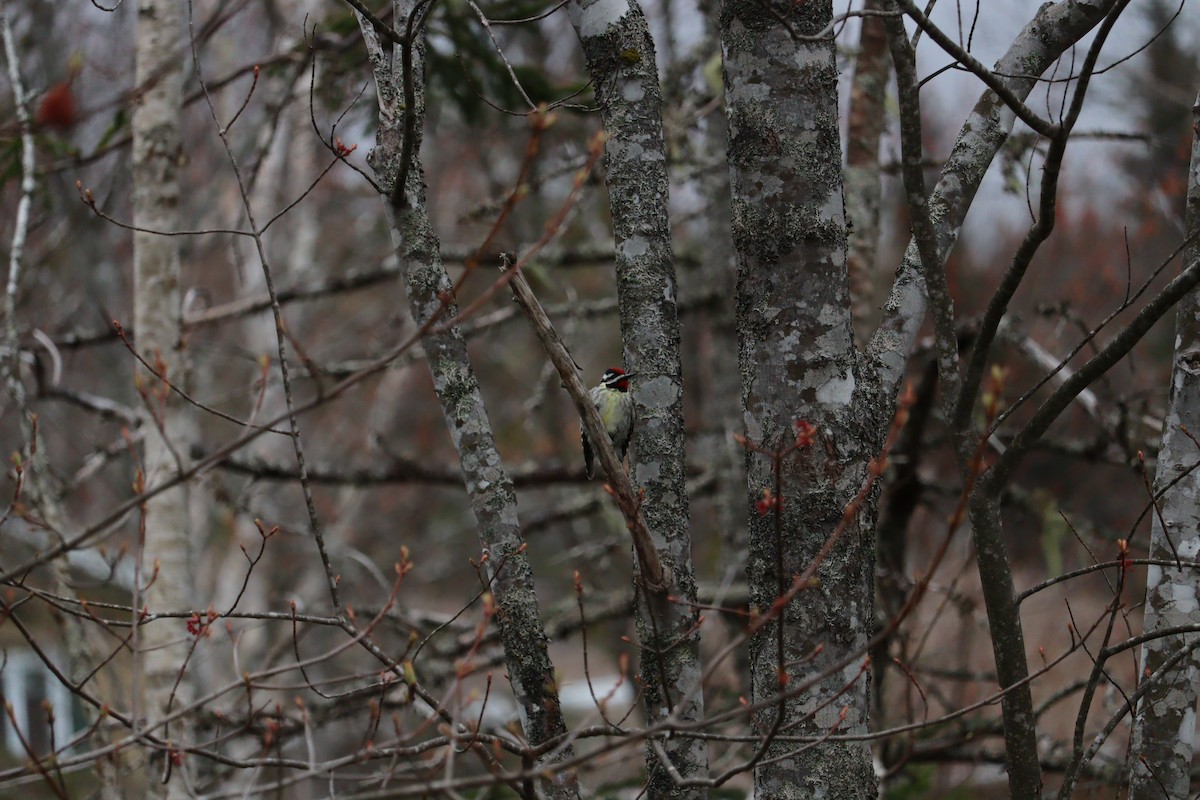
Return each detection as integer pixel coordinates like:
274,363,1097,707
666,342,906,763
582,429,595,479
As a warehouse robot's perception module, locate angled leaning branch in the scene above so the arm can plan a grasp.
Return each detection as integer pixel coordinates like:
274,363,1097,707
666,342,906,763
504,262,669,592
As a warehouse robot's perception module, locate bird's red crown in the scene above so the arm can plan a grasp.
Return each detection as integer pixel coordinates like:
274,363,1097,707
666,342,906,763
601,367,633,392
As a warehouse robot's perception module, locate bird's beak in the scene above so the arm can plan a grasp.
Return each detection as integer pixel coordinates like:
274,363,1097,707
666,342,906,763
623,373,637,380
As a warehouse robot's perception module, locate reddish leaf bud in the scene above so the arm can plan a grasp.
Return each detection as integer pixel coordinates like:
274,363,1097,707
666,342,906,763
794,419,816,448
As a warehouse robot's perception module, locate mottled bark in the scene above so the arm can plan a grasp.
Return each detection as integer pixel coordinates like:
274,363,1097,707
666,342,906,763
867,0,1120,393
565,1,708,795
355,8,578,797
845,0,889,343
132,0,194,794
720,1,877,796
961,50,1200,755
1128,90,1200,800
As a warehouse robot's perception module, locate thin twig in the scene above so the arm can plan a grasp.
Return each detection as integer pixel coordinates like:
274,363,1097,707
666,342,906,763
185,0,343,611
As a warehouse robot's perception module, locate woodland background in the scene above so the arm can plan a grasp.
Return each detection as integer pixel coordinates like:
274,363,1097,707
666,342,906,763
1,0,1199,797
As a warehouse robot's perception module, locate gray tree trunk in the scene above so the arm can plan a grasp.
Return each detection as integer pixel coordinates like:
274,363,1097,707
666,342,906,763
721,1,877,795
356,7,578,797
132,0,194,794
566,0,708,795
844,0,889,343
1127,89,1200,800
692,59,746,667
881,7,1050,793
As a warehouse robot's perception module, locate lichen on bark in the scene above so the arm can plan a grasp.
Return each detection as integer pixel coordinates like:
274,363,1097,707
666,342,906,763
721,0,878,795
568,0,708,794
355,6,578,797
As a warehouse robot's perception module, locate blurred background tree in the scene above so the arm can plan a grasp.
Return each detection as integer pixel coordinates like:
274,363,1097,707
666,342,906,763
0,0,1198,797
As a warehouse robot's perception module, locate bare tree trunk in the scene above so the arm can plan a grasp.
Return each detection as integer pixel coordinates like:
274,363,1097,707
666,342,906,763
356,7,578,797
721,1,877,795
1127,89,1200,800
845,0,890,343
132,0,194,794
692,60,747,693
566,1,708,795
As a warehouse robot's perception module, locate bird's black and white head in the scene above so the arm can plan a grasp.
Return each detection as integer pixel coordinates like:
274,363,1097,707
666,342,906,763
600,367,634,392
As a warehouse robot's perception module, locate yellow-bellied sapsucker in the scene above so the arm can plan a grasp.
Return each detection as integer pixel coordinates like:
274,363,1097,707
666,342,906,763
582,367,636,479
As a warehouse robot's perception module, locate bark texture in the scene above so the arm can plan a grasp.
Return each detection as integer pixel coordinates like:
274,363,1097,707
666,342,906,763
1128,90,1200,800
132,0,194,793
357,7,578,797
720,1,877,795
566,0,708,795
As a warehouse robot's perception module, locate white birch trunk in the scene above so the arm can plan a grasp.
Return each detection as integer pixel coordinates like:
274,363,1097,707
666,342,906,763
133,0,194,794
